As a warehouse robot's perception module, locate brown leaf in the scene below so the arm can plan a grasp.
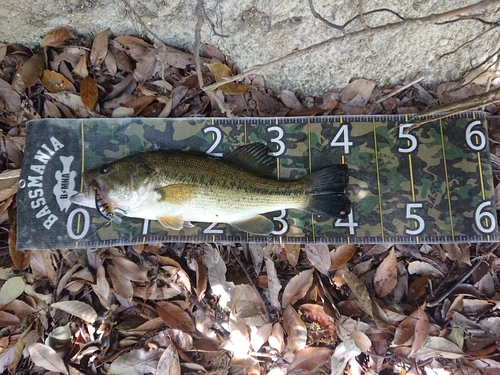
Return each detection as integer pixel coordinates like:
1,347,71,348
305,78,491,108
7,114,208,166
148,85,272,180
268,323,285,353
41,70,75,93
340,79,376,103
0,78,21,113
156,343,181,375
189,257,207,300
123,95,156,116
330,244,356,269
112,256,149,282
80,75,98,110
21,52,45,88
90,29,109,66
264,257,281,308
251,89,290,116
50,301,98,323
282,269,314,307
0,310,20,326
2,299,36,316
288,347,333,372
250,323,272,351
72,56,88,78
350,330,372,353
29,343,68,374
283,305,307,353
305,244,331,276
339,266,373,316
108,264,133,301
206,62,252,94
41,27,77,47
284,244,300,267
279,90,303,110
9,224,31,271
408,275,433,300
30,250,55,282
203,44,226,62
156,301,196,332
108,40,134,73
409,303,429,357
373,248,398,298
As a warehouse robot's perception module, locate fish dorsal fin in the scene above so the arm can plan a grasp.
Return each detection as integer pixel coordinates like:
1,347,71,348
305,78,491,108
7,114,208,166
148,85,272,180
158,214,184,230
230,215,274,235
157,184,198,204
223,143,276,176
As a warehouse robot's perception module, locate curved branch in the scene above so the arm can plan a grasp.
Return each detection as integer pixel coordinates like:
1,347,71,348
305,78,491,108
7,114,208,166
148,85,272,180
203,0,500,92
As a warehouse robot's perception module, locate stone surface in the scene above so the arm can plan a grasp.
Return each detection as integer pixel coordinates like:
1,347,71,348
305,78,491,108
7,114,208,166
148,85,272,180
1,0,499,95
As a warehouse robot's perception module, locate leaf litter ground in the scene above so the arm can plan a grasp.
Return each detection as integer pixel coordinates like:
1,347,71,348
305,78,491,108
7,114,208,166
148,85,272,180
0,28,500,375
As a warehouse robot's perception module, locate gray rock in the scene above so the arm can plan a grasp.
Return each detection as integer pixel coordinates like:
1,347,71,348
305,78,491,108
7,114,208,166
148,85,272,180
0,0,498,95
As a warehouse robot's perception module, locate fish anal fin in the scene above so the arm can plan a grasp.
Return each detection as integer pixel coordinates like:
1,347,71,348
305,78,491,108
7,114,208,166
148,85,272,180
158,215,184,230
157,184,198,204
230,215,274,235
224,143,276,176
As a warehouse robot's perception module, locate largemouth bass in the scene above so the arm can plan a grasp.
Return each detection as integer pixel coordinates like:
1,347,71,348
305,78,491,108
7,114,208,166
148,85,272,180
70,143,350,235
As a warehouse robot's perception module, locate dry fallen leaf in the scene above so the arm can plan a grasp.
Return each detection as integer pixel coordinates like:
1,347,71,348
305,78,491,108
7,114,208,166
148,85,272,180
330,244,356,269
28,343,69,375
409,303,429,357
305,244,331,276
50,301,98,323
80,75,98,110
283,305,307,353
156,301,196,332
90,29,109,66
41,70,75,93
373,248,398,298
206,62,253,94
281,268,314,307
41,27,77,47
21,52,45,88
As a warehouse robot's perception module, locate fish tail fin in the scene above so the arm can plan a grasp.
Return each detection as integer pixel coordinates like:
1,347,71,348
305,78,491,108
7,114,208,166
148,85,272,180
302,165,351,219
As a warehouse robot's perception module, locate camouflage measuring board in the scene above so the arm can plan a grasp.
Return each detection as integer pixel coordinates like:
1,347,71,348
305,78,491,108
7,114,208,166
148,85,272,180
17,114,498,249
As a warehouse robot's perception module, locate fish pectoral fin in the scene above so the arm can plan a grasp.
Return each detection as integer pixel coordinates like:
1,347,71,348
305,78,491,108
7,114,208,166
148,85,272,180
157,184,198,204
230,215,274,235
183,221,195,228
157,215,184,230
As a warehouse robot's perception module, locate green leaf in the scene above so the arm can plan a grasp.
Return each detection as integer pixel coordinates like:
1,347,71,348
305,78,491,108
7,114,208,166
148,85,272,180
0,276,25,306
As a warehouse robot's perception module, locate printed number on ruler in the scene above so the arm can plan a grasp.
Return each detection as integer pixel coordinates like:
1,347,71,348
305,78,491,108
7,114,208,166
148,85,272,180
331,124,358,234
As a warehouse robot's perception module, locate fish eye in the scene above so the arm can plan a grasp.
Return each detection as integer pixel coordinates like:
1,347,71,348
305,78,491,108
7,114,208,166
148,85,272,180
99,165,110,174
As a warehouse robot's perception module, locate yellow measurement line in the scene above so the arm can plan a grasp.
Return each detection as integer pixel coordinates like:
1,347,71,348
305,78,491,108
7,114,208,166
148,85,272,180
143,236,146,243
408,154,416,202
405,115,418,243
276,158,280,179
478,151,486,200
373,118,385,242
308,118,316,242
244,119,247,145
439,119,455,242
77,120,85,237
307,118,312,173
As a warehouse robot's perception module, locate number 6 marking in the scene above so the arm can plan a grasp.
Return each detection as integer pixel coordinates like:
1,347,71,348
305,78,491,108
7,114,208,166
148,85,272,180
475,201,496,234
405,203,425,235
465,120,486,151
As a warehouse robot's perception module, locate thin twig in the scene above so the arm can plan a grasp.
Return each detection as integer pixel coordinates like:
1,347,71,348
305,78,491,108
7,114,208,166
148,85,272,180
426,244,499,308
358,0,371,29
189,294,230,339
203,0,500,92
229,246,273,324
194,0,233,117
374,75,425,104
308,0,347,34
120,0,168,48
404,86,500,132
